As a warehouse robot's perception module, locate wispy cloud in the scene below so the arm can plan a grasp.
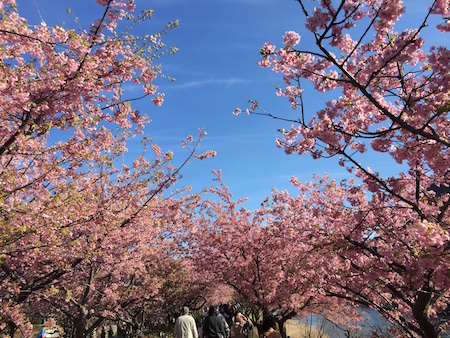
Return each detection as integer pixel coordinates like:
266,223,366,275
219,0,273,4
169,77,251,90
145,0,273,6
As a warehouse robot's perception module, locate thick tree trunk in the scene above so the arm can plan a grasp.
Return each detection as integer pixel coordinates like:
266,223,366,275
276,310,296,338
74,317,87,338
8,321,17,338
413,287,440,338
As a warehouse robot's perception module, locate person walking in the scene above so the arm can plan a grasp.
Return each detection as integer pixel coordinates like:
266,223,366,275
174,307,199,338
203,306,229,338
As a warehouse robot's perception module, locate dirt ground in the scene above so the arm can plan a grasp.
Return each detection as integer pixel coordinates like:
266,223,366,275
285,319,328,338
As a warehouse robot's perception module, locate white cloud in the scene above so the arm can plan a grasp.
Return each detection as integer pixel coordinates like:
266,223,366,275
170,77,251,89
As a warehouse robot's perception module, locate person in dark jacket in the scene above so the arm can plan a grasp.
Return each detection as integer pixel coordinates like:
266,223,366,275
203,306,229,338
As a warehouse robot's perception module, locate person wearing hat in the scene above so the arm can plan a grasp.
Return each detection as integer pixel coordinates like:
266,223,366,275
174,306,199,338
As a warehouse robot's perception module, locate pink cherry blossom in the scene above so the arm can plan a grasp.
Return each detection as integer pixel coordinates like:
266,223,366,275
283,31,301,47
152,93,165,106
234,1,450,337
0,0,214,336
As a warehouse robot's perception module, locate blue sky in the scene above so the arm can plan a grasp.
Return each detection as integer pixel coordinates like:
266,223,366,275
17,0,443,210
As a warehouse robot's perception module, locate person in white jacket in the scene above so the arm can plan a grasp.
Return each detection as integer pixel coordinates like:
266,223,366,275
174,307,199,338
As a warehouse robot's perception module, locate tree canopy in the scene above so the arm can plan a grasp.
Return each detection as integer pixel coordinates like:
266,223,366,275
1,1,449,338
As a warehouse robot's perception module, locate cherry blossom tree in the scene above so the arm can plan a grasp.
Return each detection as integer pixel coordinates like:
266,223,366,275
139,257,210,326
35,205,199,338
235,0,449,337
187,171,351,338
0,0,215,336
264,175,449,338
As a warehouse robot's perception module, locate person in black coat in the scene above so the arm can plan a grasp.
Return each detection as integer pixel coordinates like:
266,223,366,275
203,306,228,338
